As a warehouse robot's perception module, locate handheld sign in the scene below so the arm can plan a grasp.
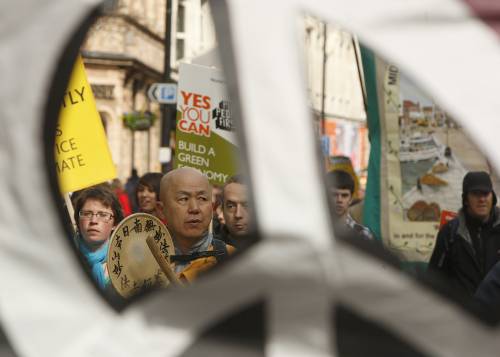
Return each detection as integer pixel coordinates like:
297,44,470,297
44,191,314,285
56,55,116,193
107,213,175,298
174,63,239,185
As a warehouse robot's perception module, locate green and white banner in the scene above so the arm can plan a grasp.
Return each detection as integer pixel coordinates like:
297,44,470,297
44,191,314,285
174,63,239,185
362,47,492,265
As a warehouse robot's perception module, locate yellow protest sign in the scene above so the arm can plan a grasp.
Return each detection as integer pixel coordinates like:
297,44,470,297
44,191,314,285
56,55,116,193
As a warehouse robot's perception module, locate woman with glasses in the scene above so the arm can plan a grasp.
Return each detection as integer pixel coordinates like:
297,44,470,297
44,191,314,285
73,186,124,291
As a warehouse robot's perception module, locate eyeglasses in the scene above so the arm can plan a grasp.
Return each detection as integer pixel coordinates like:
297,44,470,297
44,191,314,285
79,210,114,222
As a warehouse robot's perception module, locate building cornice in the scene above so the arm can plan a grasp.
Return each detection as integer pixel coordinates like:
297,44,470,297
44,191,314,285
81,51,164,81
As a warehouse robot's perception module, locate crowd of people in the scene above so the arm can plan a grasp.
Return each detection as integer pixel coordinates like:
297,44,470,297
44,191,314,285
69,167,254,298
324,167,500,317
69,164,500,316
326,168,500,315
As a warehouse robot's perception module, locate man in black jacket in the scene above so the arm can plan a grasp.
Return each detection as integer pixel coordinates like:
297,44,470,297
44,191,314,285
428,171,500,296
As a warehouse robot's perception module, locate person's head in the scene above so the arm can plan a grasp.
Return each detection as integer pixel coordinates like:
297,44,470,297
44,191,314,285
74,186,124,250
212,185,222,207
160,168,212,249
215,204,226,226
222,175,251,236
110,178,123,191
462,171,497,221
136,172,163,215
331,155,360,200
131,168,138,178
212,189,225,225
326,170,354,219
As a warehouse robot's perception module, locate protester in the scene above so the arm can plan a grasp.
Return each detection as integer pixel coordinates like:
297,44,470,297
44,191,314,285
330,155,364,222
160,167,234,283
211,185,225,236
218,175,254,248
216,204,225,225
125,168,140,212
110,178,132,216
212,197,226,238
136,172,165,222
73,186,124,291
327,169,374,241
428,171,500,296
212,185,223,207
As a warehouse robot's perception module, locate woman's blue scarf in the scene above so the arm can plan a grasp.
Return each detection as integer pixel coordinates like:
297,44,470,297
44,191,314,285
77,235,109,290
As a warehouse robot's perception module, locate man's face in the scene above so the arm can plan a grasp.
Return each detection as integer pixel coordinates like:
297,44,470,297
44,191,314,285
162,171,212,245
223,183,250,236
137,184,157,214
466,190,493,221
79,198,116,248
331,188,352,218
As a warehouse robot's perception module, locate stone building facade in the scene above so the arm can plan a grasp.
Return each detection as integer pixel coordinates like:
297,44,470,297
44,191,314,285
81,0,166,181
81,0,217,181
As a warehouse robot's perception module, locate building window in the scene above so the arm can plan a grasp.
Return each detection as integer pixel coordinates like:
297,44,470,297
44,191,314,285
176,38,185,60
177,3,185,33
91,84,115,100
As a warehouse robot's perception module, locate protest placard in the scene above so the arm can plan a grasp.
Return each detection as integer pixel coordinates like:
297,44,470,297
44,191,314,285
56,55,116,193
174,63,238,185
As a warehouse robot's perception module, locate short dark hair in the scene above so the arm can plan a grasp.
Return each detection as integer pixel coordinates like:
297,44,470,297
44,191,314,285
74,186,124,230
222,174,246,201
462,171,497,207
326,170,355,194
136,172,163,200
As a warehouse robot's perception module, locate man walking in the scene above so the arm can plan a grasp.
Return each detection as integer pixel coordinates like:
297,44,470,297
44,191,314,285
428,171,500,296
